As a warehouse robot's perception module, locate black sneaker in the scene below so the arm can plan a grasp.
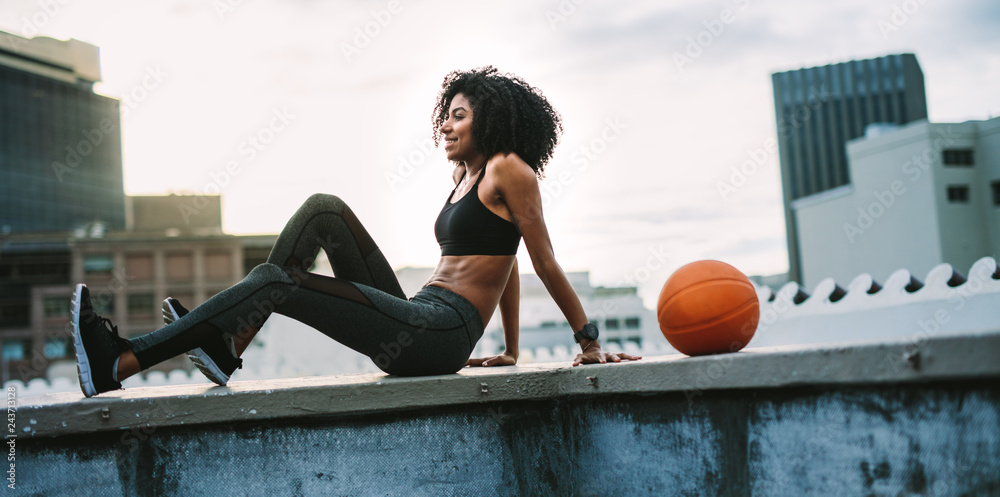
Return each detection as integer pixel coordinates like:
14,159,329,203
72,284,132,397
162,298,242,386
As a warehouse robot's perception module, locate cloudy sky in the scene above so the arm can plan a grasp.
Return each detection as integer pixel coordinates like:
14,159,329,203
3,0,999,306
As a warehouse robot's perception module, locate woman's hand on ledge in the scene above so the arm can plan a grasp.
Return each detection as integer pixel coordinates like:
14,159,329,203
465,351,518,368
573,344,641,367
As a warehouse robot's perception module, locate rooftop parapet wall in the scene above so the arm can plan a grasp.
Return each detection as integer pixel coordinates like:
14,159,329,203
9,330,1000,495
14,329,1000,440
751,256,1000,348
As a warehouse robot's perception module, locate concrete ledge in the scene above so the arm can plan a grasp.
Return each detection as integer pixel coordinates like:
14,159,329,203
16,329,1000,439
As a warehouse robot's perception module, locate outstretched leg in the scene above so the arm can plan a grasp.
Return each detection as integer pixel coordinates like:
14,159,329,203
129,263,297,372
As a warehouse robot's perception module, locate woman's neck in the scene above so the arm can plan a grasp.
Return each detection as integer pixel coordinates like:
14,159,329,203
463,155,489,177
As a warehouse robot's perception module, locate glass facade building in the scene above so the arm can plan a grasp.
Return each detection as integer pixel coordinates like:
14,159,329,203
772,54,928,283
0,39,124,234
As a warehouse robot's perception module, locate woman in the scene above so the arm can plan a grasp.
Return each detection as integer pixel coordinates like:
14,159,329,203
71,66,640,398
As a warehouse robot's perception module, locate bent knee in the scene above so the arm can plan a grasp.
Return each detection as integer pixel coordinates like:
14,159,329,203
304,193,346,213
247,263,293,284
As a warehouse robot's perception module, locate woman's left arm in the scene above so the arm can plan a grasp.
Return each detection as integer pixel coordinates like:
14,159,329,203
493,155,640,366
465,259,520,367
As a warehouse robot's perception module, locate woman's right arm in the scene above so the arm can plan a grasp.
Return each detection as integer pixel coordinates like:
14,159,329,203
491,153,639,366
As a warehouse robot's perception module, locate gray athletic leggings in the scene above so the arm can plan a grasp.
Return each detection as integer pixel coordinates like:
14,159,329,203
129,194,485,376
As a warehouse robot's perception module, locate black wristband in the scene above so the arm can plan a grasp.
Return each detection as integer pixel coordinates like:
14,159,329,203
573,322,599,343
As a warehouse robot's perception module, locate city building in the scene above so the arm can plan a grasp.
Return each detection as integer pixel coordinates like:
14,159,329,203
510,271,660,353
0,195,276,384
0,31,125,233
794,116,1000,289
0,31,279,384
772,54,928,283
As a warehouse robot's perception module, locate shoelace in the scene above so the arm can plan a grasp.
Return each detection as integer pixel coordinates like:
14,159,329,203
101,317,133,351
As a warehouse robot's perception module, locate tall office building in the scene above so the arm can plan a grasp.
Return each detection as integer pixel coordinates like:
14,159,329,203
0,32,125,234
772,54,928,283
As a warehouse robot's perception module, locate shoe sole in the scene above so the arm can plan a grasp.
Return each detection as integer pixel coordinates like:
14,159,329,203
72,284,98,398
162,300,230,386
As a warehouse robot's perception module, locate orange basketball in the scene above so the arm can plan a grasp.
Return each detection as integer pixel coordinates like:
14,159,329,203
657,260,759,356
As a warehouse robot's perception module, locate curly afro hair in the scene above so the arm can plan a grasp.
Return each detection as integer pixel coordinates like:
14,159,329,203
431,66,563,177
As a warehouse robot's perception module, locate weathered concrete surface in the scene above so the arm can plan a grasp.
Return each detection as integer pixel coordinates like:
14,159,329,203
748,388,1000,496
13,383,1000,496
15,329,1000,439
10,330,1000,496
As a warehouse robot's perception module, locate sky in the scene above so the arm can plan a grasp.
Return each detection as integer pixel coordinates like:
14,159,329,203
3,0,999,307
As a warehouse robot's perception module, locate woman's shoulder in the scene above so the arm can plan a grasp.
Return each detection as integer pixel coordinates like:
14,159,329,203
486,153,539,200
488,152,535,180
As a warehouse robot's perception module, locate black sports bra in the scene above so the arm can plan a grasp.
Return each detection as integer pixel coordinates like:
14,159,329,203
434,166,521,256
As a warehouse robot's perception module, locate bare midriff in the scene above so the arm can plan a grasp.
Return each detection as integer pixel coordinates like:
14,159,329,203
426,254,516,328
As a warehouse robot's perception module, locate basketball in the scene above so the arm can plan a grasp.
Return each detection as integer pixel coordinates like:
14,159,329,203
656,260,759,356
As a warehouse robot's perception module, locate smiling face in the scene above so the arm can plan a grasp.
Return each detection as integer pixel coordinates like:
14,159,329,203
439,93,481,164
